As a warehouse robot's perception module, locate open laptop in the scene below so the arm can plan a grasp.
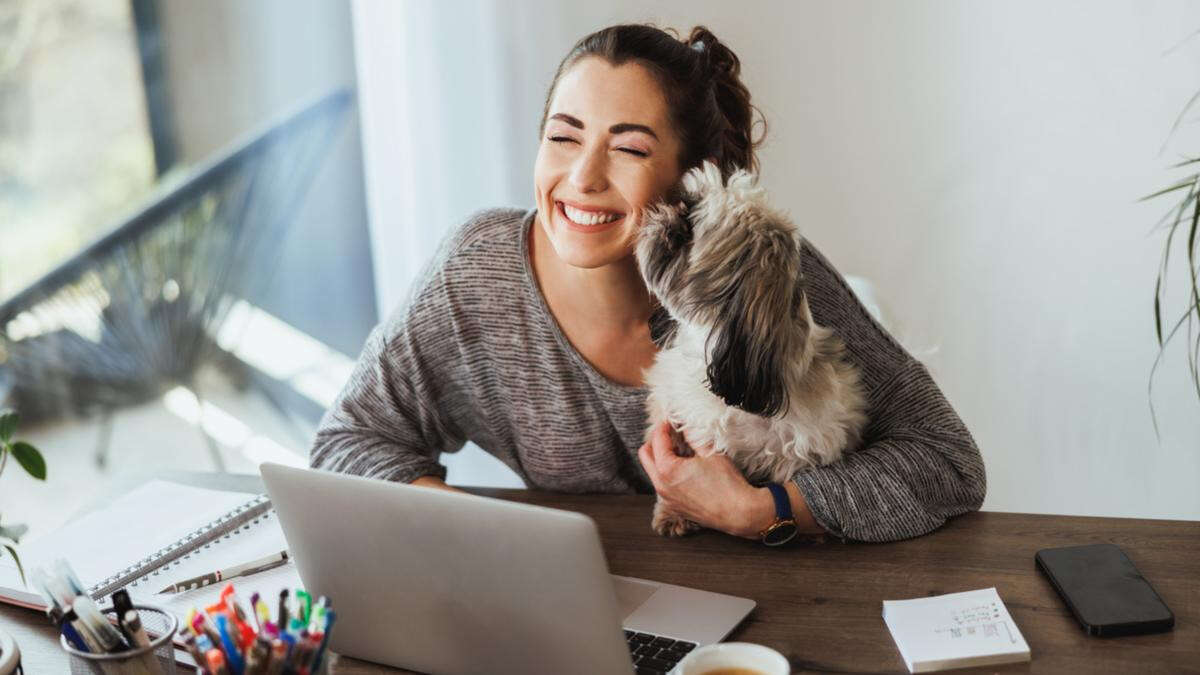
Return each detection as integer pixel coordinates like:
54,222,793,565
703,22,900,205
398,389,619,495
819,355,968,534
260,463,755,674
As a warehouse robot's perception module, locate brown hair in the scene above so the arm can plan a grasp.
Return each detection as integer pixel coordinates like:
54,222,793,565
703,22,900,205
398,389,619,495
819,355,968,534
539,24,767,182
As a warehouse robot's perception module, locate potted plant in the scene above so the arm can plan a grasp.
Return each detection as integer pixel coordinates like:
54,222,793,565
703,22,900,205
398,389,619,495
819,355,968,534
0,409,46,675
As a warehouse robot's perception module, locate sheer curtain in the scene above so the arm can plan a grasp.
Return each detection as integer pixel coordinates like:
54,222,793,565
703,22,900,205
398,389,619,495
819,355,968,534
351,0,525,320
351,0,534,487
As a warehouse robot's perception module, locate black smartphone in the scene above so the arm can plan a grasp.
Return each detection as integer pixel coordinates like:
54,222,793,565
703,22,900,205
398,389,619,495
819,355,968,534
1035,543,1174,637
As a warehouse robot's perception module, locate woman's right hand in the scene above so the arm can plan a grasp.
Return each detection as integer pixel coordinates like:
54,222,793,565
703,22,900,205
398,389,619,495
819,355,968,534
412,475,467,493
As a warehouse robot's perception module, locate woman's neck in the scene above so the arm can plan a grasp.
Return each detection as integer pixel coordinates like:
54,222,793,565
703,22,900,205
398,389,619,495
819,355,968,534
529,218,654,335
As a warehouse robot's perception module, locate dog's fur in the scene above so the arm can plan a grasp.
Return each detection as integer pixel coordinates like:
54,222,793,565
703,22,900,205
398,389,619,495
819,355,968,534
635,161,868,537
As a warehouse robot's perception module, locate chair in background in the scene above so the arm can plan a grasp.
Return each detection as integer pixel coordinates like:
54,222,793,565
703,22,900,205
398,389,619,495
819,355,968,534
0,88,353,470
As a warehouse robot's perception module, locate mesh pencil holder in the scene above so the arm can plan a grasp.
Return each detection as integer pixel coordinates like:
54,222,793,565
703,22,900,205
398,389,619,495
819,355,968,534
60,604,179,675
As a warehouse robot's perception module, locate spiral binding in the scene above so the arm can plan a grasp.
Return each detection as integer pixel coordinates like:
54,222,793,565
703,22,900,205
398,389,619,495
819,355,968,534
87,493,273,599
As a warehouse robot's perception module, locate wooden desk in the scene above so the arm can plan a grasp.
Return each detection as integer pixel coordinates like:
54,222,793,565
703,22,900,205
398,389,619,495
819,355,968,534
3,483,1196,673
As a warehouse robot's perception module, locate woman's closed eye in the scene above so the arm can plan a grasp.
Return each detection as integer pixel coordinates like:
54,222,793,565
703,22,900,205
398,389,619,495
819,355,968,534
547,136,648,157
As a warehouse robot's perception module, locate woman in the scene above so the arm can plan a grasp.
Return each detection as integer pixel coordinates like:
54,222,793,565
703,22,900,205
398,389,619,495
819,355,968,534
310,24,986,544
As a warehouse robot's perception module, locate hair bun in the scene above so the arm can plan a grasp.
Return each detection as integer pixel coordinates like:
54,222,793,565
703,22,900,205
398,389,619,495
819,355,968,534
686,26,735,78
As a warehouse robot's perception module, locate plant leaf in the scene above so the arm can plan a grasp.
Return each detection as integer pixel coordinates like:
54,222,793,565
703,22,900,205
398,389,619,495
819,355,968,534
10,442,46,480
2,544,24,586
1154,276,1163,346
0,410,16,443
0,522,27,542
1160,87,1200,155
1139,177,1197,202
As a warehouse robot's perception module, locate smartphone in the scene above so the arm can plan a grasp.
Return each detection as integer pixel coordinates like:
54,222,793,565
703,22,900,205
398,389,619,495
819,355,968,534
1035,543,1174,637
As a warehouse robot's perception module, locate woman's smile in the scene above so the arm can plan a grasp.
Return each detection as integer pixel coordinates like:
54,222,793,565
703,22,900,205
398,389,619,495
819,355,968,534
556,199,626,233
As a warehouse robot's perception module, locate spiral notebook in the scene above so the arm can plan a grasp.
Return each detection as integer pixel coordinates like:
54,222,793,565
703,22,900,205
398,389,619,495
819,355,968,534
0,480,295,613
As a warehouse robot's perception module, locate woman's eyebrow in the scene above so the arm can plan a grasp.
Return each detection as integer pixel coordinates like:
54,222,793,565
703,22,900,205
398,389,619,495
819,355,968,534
549,113,659,141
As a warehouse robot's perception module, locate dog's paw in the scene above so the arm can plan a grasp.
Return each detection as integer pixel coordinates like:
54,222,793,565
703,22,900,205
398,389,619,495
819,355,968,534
652,500,700,537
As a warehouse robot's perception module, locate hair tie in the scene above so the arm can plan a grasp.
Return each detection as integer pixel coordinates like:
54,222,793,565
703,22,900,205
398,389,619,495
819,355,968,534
690,40,705,52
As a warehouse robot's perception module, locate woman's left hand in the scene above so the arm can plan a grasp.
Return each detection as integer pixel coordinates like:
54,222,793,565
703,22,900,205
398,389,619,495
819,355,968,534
636,420,762,538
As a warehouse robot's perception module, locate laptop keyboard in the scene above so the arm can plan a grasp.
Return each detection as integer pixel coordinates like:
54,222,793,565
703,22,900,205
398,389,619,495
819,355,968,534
624,630,697,674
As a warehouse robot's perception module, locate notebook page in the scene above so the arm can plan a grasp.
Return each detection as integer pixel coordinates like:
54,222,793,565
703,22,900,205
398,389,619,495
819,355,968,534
128,509,288,597
0,480,251,605
882,587,1030,673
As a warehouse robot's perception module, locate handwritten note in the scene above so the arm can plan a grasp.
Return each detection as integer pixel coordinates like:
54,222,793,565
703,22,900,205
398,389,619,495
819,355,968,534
882,587,1030,673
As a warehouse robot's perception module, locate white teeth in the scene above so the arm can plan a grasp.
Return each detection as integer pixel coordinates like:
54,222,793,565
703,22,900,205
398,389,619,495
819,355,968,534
563,203,622,226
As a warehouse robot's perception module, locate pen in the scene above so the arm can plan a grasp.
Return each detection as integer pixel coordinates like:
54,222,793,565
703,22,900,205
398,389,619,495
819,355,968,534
123,610,166,675
277,590,289,631
206,648,230,675
46,606,88,652
244,636,270,675
73,595,129,653
215,614,246,675
123,609,151,648
295,589,312,623
311,610,335,672
193,613,224,656
157,550,290,594
249,592,263,632
266,638,287,675
112,589,136,645
54,560,87,600
182,633,206,668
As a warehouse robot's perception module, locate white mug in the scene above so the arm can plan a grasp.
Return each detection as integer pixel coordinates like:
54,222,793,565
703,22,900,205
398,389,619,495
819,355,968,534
676,641,790,675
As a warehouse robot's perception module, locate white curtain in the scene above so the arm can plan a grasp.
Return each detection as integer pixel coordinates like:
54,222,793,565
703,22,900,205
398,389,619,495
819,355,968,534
352,0,526,321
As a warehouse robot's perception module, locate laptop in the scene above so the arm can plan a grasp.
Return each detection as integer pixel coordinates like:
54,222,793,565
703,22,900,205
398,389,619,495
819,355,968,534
260,463,756,674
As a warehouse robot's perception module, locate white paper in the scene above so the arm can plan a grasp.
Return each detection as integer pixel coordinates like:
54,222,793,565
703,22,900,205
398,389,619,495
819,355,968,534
0,480,252,606
882,587,1030,673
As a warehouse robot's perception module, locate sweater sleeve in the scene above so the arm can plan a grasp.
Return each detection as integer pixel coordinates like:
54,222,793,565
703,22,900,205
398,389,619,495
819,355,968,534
308,219,478,484
790,242,987,543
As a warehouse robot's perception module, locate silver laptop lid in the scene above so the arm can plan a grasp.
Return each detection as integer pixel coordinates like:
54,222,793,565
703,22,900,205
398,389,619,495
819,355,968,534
260,463,634,675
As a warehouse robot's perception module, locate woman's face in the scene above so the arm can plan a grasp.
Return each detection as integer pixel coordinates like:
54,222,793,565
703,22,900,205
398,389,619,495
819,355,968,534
534,56,683,270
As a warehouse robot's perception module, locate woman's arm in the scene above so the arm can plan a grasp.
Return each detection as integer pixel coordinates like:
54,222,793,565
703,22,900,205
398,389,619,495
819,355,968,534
309,310,465,483
638,242,985,544
781,242,987,543
308,213,498,483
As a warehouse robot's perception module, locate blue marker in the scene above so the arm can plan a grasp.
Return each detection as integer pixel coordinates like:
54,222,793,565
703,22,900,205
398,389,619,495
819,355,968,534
279,631,296,667
47,607,88,652
311,609,336,672
215,614,245,675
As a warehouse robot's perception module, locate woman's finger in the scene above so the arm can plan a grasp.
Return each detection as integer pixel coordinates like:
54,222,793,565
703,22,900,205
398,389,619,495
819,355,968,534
650,421,678,466
637,442,661,486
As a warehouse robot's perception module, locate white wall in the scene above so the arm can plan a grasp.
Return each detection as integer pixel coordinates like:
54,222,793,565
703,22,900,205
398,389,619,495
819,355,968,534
353,0,1200,519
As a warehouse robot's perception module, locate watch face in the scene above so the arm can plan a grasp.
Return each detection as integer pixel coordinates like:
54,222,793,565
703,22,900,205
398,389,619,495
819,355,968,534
764,522,798,546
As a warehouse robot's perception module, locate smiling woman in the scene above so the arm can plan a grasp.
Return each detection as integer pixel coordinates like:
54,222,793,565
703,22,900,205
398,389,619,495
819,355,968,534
310,23,986,547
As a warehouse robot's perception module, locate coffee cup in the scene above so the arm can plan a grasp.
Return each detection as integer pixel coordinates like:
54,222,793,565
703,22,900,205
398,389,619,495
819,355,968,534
676,641,790,675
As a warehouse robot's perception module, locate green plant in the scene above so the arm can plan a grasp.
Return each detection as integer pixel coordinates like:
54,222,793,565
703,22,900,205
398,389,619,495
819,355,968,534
1142,69,1200,434
0,409,47,584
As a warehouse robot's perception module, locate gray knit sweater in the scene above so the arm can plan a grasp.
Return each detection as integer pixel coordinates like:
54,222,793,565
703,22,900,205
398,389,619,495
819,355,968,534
309,207,987,543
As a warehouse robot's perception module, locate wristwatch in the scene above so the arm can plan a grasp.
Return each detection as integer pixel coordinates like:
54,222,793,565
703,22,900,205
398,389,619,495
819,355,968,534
757,482,799,546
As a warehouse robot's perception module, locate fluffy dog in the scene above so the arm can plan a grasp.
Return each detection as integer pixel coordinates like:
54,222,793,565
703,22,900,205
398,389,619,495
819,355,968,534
635,161,868,537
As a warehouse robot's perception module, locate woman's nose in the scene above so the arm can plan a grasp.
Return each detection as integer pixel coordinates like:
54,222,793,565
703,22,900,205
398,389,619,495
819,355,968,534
569,147,608,193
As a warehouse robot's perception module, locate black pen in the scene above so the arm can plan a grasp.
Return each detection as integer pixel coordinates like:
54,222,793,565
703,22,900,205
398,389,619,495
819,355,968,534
111,588,136,644
278,589,290,630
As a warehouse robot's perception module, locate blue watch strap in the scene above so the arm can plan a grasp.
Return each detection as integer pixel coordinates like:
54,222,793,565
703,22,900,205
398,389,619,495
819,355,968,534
765,482,793,521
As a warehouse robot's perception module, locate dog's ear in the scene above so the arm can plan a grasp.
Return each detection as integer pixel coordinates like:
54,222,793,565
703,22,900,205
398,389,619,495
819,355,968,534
702,230,800,418
705,284,791,417
635,200,694,307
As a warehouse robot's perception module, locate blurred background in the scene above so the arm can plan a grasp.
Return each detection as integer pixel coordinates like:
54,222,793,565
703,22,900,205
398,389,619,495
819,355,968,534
2,0,1198,543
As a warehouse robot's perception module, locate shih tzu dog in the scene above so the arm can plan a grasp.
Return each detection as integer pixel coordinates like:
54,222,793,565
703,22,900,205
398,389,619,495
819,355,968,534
635,161,868,537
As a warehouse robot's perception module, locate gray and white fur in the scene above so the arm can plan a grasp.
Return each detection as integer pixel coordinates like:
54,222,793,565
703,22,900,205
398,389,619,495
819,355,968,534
635,161,868,537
